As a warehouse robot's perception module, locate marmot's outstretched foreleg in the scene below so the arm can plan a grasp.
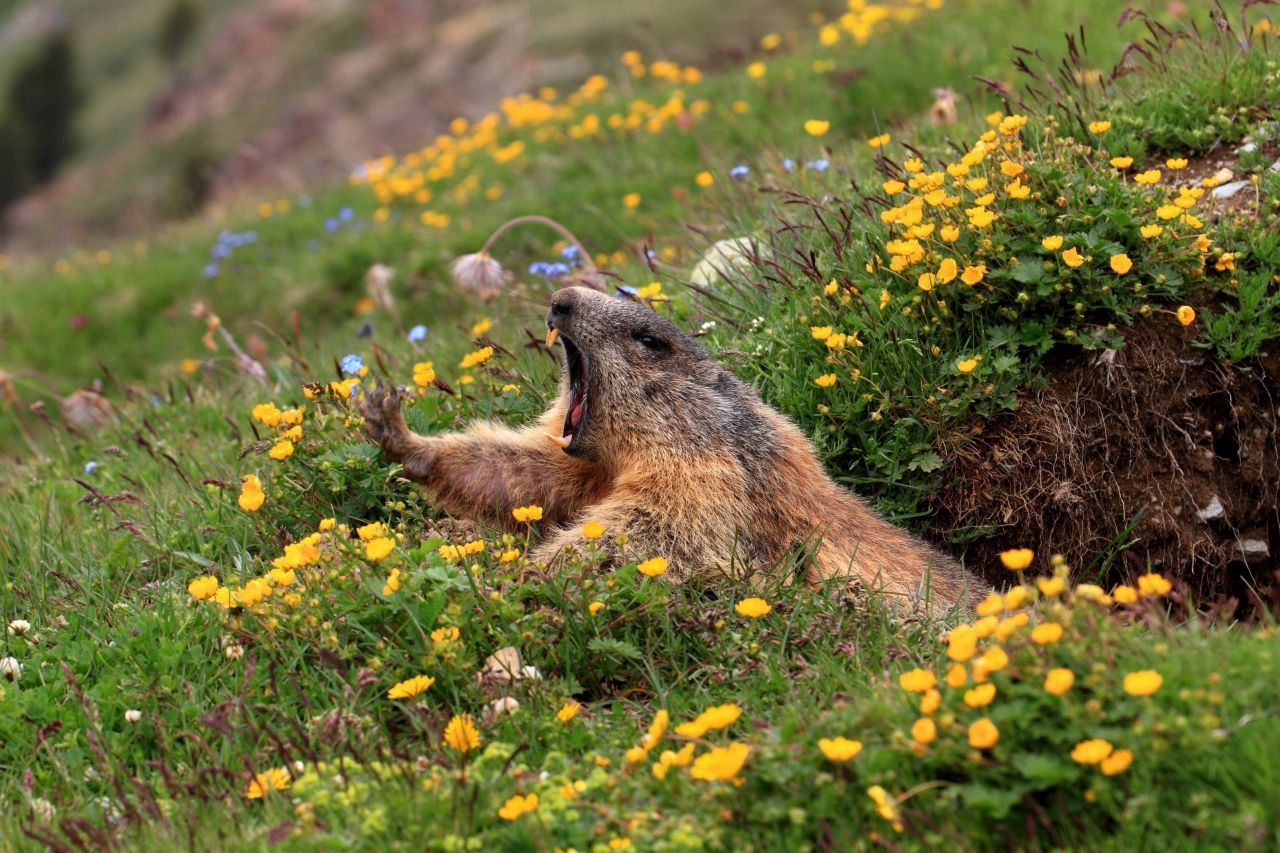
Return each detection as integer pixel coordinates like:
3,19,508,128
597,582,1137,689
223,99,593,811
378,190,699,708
359,384,610,530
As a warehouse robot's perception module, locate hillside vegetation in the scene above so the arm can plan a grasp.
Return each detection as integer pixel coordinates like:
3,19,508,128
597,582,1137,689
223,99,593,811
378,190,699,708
1,0,1279,849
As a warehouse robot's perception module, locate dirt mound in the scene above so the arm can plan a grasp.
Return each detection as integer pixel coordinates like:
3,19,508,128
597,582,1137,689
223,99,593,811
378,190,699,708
932,319,1280,613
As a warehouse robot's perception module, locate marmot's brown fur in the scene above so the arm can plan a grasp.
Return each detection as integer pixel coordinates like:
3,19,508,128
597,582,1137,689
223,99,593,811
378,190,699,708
361,286,981,612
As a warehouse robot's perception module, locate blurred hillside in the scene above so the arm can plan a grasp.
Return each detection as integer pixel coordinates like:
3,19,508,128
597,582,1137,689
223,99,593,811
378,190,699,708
0,0,831,252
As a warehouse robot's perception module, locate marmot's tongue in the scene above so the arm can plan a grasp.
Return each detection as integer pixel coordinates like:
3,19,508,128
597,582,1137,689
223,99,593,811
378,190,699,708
569,398,584,430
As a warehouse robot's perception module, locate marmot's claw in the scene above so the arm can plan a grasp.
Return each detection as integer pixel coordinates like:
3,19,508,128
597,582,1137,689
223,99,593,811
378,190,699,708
359,380,411,461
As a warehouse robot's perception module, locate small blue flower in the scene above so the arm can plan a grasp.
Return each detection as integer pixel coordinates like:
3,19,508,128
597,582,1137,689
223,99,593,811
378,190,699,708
644,248,657,261
340,354,364,375
83,461,98,474
616,284,638,297
730,164,750,180
808,159,830,172
339,206,355,221
529,261,550,276
356,323,374,339
243,230,259,243
407,324,428,343
212,243,231,260
325,218,340,234
548,262,571,278
783,158,796,171
560,245,581,263
202,263,220,278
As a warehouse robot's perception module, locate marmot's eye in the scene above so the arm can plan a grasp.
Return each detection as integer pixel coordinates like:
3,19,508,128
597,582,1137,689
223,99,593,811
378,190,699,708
633,332,668,351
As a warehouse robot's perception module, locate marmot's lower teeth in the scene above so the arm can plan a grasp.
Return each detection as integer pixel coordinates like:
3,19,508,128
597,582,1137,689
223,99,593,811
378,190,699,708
545,432,572,449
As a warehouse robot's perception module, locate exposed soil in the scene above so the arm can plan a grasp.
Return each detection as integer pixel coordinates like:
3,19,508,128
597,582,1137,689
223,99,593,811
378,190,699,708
931,319,1280,614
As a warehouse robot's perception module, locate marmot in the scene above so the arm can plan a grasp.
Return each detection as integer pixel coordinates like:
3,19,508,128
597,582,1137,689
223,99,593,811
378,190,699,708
360,286,981,612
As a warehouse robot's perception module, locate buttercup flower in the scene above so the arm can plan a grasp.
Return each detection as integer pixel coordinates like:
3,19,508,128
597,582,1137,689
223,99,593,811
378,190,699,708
245,768,290,799
804,119,831,137
637,557,669,577
1045,668,1075,695
388,675,435,699
1071,738,1114,765
1123,670,1163,696
911,717,937,745
1176,306,1196,326
690,742,750,781
735,597,771,618
899,668,937,693
498,793,539,821
1000,548,1034,571
818,737,863,762
582,520,606,540
968,717,999,749
443,715,481,752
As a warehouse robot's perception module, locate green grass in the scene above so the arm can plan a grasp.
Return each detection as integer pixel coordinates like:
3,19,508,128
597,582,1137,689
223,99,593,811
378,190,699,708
2,0,1280,848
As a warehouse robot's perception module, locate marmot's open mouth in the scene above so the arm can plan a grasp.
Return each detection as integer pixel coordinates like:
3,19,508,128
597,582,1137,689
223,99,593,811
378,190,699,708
548,332,588,451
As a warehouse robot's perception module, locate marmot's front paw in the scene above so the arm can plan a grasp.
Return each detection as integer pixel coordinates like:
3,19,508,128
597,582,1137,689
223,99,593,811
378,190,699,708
358,382,412,462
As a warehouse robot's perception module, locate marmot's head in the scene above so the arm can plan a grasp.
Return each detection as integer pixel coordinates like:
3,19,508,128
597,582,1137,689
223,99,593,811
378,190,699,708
544,286,768,466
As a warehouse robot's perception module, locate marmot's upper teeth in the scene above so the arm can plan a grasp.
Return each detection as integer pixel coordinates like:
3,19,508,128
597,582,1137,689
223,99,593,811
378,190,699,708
545,328,560,347
545,432,572,449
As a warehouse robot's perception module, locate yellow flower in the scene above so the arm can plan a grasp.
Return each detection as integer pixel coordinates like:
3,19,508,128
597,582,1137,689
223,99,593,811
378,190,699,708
252,402,282,427
180,358,199,375
947,625,978,662
365,537,395,561
1089,120,1112,133
1000,160,1025,177
1037,576,1065,596
818,736,863,762
498,793,539,821
1156,204,1181,220
412,361,436,387
637,557,669,577
245,767,290,799
1140,224,1163,239
460,346,494,368
1134,169,1161,185
1112,585,1138,604
188,575,219,600
1042,235,1064,251
746,61,766,79
588,601,604,615
735,597,771,618
622,192,641,209
937,258,958,284
1109,253,1133,274
911,717,937,745
1044,668,1075,695
961,264,986,285
946,663,967,688
512,504,544,523
867,785,902,828
431,626,460,644
500,548,521,563
1123,670,1163,696
690,742,751,781
1071,738,1114,765
1176,306,1196,326
1060,247,1088,268
957,358,978,374
968,717,999,749
810,325,833,340
978,646,1009,673
268,440,294,461
1166,157,1188,170
1100,748,1134,776
1110,156,1134,169
387,675,435,699
318,517,336,532
804,119,831,137
470,317,493,337
867,133,890,148
1000,548,1034,571
917,272,936,292
581,520,606,540
964,683,997,708
443,714,481,752
814,373,837,388
941,225,961,242
1031,622,1063,644
919,689,941,714
238,475,265,512
898,668,937,693
882,179,905,195
695,171,714,187
556,700,581,725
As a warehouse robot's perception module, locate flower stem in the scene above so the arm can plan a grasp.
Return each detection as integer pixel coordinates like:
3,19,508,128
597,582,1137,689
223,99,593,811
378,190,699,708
478,215,598,274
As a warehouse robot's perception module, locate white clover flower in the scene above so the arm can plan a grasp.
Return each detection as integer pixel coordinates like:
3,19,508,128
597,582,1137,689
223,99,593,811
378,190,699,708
125,709,142,723
7,619,30,636
0,656,21,681
224,643,244,661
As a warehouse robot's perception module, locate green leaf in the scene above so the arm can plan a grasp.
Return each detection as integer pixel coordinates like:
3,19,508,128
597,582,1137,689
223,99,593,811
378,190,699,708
907,451,943,473
1012,753,1081,787
958,783,1023,819
587,637,643,662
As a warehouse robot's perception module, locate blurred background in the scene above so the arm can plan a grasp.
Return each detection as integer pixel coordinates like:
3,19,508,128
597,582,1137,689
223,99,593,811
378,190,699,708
0,0,836,251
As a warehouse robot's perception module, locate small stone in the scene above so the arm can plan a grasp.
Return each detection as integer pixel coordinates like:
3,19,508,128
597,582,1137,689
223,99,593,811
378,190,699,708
1212,180,1251,200
1237,141,1258,154
1196,495,1225,522
1270,160,1280,173
1233,539,1270,562
1211,167,1234,183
